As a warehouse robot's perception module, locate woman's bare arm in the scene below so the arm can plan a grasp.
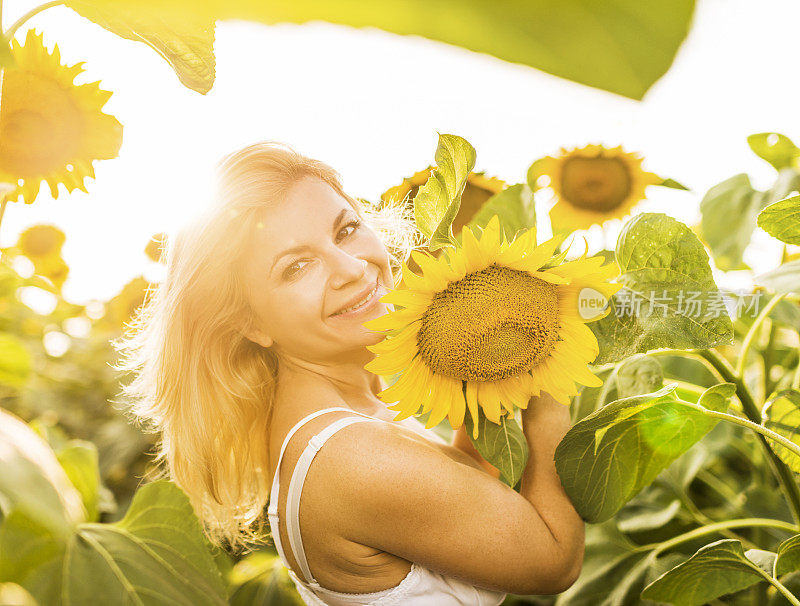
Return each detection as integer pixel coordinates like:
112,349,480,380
316,391,585,596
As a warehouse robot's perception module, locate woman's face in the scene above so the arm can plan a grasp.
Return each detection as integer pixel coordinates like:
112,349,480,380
242,176,394,362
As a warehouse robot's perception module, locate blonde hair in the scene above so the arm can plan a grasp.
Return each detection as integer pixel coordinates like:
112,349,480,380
111,141,418,554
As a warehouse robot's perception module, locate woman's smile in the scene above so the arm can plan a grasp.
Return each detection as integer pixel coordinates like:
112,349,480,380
329,277,385,319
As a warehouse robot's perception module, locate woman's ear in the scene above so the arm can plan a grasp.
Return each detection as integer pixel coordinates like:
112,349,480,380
242,327,274,348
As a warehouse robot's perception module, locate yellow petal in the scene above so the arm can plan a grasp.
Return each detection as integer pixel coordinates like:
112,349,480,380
465,381,480,439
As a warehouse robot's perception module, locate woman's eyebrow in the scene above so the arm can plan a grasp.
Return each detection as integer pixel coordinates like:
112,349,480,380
268,209,351,277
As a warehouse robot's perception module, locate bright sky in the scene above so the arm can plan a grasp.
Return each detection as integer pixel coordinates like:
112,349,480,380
1,0,798,307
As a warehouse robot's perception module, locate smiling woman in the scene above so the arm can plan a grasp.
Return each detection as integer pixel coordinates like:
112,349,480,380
111,141,583,605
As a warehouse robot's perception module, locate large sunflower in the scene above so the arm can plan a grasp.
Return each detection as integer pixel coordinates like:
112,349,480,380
0,29,123,204
538,144,661,232
382,166,506,237
364,215,622,438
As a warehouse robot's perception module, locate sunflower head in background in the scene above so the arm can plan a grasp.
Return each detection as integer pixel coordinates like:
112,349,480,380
106,276,151,330
537,144,661,232
382,166,506,237
37,257,70,292
364,215,622,438
16,224,66,262
0,29,123,204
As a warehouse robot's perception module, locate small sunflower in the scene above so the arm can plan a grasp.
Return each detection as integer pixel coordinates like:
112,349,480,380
16,224,66,261
538,144,661,232
0,29,123,204
382,166,506,236
144,232,168,263
364,215,622,438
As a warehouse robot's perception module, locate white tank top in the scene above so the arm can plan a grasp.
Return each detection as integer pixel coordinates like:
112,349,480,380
266,406,509,605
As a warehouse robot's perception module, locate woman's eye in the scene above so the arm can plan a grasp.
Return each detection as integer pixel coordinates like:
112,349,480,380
282,259,309,280
337,220,360,241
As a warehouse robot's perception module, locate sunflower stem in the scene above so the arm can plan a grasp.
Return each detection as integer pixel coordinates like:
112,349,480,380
735,292,787,379
698,348,800,526
5,1,64,39
676,397,800,461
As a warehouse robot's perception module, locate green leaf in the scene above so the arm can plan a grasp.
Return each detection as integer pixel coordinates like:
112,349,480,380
464,409,528,488
616,354,663,398
755,259,800,294
775,534,800,577
66,1,216,94
590,213,733,364
758,194,800,246
553,383,733,522
699,174,763,271
617,497,681,534
64,480,228,605
700,170,800,270
0,508,66,605
0,332,31,389
1,478,228,605
762,390,800,474
0,408,85,538
55,441,101,523
228,551,305,606
748,132,800,171
465,183,536,242
413,134,476,251
203,0,696,100
658,177,690,191
641,539,775,606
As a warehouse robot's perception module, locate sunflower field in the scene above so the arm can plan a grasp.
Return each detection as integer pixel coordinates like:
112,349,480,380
2,1,800,605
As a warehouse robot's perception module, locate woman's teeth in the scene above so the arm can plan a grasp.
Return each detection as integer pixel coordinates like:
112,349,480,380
335,283,378,315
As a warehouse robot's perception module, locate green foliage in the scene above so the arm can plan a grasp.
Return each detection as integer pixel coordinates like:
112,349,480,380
227,551,305,606
466,183,536,242
464,408,528,488
755,260,800,295
65,1,216,94
0,332,32,389
553,383,733,523
748,133,800,171
758,194,800,246
412,133,476,250
641,539,779,605
591,213,733,364
762,390,800,473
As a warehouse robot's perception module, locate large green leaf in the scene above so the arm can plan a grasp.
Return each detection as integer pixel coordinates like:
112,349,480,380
81,0,694,98
413,134,476,251
0,332,31,389
0,408,85,538
553,383,733,522
466,183,536,242
758,194,800,246
205,0,694,100
66,1,216,94
641,539,777,606
762,389,800,474
590,213,733,364
748,133,800,171
1,479,228,605
464,410,528,488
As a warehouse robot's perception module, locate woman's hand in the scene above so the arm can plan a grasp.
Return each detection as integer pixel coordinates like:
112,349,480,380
451,423,502,479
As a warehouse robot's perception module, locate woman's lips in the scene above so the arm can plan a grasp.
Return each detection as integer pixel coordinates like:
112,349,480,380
330,279,382,318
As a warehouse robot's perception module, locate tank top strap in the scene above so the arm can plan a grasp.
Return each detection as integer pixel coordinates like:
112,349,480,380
266,406,381,578
286,415,380,589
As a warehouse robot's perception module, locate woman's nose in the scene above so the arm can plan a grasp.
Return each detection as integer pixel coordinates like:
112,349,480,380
329,249,368,288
